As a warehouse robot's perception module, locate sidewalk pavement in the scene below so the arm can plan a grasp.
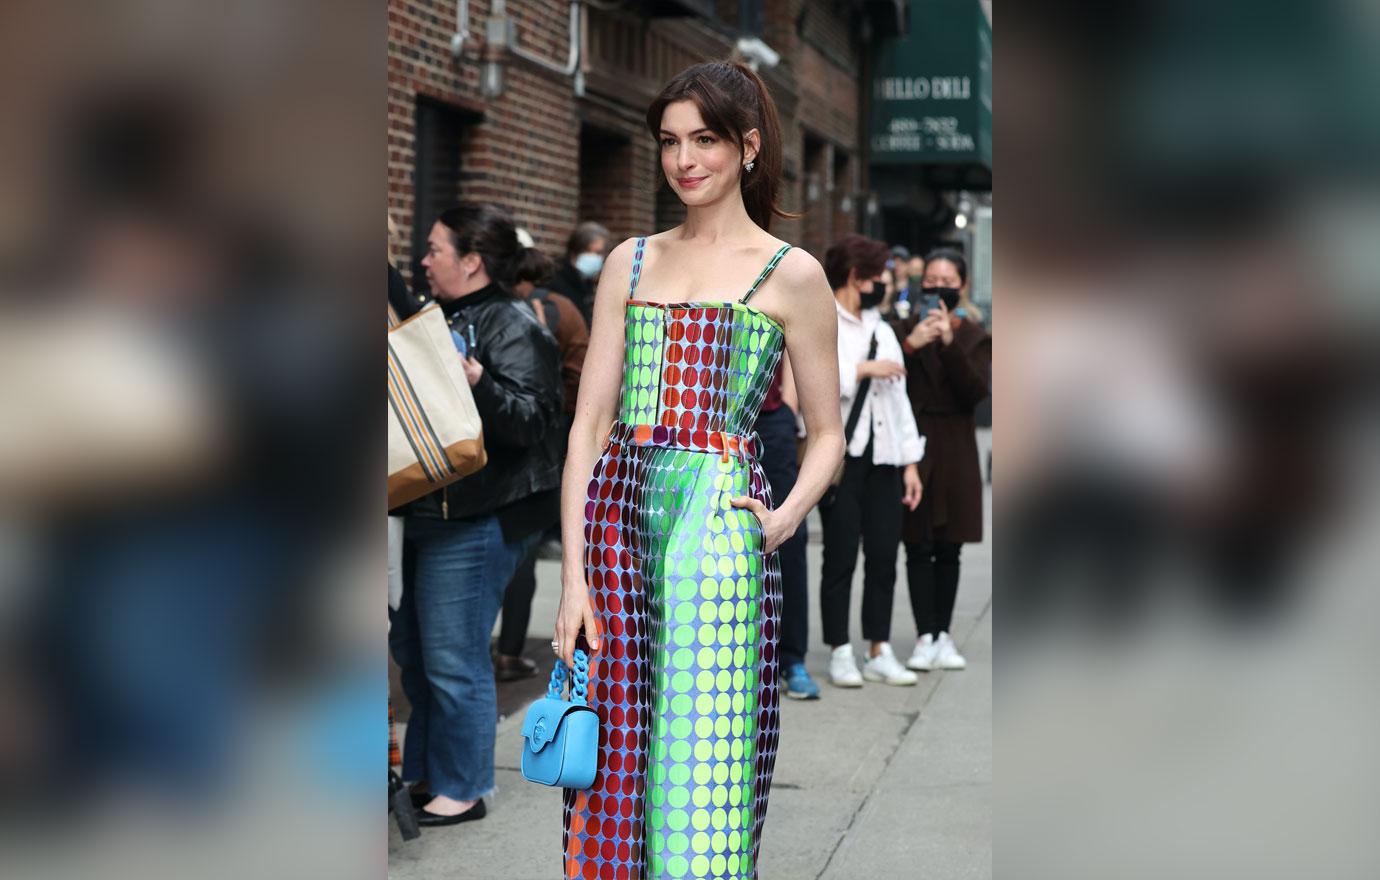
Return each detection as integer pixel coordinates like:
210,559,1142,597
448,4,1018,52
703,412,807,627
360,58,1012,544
389,431,992,879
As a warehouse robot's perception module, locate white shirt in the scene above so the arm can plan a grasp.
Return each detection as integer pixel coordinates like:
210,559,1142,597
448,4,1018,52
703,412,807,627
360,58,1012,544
836,302,926,465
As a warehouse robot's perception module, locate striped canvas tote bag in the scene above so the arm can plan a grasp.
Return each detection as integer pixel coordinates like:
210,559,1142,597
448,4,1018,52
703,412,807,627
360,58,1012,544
387,303,486,509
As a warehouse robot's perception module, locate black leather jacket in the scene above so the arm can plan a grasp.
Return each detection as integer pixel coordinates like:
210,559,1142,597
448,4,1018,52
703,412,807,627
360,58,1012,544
402,282,564,527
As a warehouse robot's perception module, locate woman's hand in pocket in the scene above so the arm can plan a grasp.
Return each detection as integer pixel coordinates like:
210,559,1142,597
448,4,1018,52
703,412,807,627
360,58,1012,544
730,496,789,553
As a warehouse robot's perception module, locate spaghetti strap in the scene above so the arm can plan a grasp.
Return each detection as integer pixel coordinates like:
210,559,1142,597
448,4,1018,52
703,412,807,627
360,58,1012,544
740,244,792,304
627,236,647,299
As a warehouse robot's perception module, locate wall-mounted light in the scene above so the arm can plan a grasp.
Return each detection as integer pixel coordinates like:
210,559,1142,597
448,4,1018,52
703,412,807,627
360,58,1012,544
954,193,973,229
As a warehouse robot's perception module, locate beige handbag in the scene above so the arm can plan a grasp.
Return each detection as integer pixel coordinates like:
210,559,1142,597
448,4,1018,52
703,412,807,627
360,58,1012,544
387,303,487,509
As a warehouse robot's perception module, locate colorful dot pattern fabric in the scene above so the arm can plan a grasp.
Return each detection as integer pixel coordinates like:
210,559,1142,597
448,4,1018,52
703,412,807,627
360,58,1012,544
563,240,790,880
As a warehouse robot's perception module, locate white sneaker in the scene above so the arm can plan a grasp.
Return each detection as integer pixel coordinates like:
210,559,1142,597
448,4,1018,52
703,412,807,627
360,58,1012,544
934,632,967,670
828,644,863,688
906,634,937,671
862,643,919,686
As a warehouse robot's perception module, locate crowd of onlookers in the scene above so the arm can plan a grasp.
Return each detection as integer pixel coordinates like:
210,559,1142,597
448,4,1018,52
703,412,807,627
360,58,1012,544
387,204,991,825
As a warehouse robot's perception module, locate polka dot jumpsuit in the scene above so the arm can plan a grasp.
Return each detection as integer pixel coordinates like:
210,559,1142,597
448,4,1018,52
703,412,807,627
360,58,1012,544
563,239,792,880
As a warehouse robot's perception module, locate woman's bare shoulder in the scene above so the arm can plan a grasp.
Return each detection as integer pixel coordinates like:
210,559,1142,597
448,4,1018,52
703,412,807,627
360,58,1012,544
774,246,828,290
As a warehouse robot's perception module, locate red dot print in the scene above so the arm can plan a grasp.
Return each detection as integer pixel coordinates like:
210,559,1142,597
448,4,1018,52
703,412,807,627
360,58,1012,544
664,364,681,385
703,323,716,344
685,346,701,366
682,389,697,409
666,342,684,363
686,322,701,343
679,411,695,430
667,321,684,341
684,366,699,387
663,388,679,408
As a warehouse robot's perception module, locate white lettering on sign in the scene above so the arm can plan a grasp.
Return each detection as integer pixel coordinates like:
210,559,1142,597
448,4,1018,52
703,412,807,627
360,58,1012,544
874,76,971,102
874,117,975,154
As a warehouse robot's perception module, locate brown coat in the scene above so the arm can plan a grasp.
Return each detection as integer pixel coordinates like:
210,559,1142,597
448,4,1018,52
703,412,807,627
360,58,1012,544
891,316,992,544
531,289,589,417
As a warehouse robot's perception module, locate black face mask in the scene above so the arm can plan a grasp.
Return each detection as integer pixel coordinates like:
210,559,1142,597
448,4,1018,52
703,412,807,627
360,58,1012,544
859,286,886,310
926,286,961,310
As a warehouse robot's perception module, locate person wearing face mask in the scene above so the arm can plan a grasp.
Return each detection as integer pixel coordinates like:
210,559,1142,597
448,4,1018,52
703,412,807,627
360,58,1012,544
546,220,610,327
819,234,926,689
891,248,992,674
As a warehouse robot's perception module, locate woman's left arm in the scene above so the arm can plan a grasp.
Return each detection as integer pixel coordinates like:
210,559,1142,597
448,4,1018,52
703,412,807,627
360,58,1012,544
731,250,844,552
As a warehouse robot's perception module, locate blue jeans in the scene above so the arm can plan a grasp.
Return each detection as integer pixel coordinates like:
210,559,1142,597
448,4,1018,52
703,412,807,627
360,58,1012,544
390,514,538,800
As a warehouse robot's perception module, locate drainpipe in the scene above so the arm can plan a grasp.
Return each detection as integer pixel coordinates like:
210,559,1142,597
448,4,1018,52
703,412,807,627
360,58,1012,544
480,0,584,98
450,0,472,59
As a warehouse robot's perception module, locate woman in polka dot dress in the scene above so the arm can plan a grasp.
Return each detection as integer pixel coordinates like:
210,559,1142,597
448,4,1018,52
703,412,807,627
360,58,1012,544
553,61,844,880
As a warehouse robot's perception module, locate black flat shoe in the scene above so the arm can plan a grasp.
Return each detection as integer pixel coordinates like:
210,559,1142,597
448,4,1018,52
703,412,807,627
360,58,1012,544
416,798,487,827
409,789,432,809
494,654,538,682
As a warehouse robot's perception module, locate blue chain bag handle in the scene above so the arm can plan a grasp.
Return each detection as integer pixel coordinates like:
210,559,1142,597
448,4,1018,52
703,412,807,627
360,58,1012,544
519,649,599,789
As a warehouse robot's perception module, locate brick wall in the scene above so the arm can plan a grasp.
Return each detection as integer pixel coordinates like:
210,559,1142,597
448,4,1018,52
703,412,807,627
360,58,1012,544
388,0,580,281
388,1,867,281
767,0,862,262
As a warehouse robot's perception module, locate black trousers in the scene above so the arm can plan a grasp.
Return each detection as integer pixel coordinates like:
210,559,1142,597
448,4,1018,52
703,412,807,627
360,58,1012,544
819,443,903,646
905,540,962,637
752,405,810,668
497,542,540,656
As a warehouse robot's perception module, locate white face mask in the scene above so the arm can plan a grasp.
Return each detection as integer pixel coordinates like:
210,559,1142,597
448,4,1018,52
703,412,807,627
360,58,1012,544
574,252,605,279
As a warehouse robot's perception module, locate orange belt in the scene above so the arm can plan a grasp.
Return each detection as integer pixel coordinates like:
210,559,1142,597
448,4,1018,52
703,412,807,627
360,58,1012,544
605,421,761,463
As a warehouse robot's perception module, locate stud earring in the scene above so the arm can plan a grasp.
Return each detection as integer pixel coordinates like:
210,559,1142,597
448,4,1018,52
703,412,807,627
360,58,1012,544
744,161,755,173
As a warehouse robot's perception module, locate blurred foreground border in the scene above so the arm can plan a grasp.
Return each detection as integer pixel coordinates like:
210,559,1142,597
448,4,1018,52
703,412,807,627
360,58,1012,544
0,2,382,878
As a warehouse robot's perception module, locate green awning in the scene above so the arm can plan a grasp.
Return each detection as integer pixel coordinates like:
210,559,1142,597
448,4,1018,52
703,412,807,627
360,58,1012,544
869,0,991,168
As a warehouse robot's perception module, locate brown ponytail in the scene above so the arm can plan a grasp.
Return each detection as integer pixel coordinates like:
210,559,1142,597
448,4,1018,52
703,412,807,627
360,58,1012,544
646,60,798,232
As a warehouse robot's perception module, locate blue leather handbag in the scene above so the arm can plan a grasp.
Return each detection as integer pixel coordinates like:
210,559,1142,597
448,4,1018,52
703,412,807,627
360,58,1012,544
520,649,598,789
